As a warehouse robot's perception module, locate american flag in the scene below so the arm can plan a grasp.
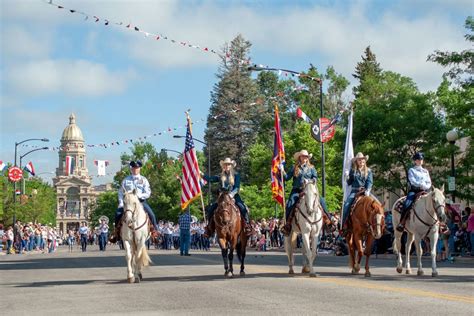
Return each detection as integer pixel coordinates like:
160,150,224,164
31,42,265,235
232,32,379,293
180,115,202,209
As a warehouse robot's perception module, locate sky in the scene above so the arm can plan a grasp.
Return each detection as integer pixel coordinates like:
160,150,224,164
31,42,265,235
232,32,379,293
1,0,471,186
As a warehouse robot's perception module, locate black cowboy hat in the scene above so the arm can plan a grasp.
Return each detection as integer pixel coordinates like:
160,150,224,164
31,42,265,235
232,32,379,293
129,160,143,168
412,152,424,160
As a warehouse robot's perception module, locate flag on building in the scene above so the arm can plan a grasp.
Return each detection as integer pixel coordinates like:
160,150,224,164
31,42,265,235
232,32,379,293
24,161,35,176
94,160,109,176
296,107,313,123
65,156,75,176
341,110,354,226
271,105,286,207
0,160,6,172
180,114,202,209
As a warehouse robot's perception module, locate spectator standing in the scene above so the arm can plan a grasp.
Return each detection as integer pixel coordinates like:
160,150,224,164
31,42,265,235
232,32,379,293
467,207,474,256
5,226,14,254
178,209,191,256
79,222,89,252
99,219,109,251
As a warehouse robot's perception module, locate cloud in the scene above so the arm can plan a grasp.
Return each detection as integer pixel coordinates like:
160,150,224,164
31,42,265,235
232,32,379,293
1,26,52,59
6,59,135,97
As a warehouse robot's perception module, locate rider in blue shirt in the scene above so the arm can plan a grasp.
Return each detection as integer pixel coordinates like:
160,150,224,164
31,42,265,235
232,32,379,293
110,160,158,242
396,152,432,232
342,152,373,237
281,150,331,236
203,158,252,237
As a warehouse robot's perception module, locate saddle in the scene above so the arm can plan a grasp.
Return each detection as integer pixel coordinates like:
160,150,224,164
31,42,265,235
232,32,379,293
114,214,155,241
394,191,427,214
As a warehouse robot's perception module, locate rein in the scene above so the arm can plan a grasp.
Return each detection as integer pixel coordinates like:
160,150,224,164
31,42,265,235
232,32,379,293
412,194,443,229
296,189,322,227
124,203,148,231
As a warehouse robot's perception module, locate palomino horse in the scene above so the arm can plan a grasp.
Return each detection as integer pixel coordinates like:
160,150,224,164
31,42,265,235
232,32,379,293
392,187,446,277
121,189,152,283
346,196,385,277
285,181,323,277
214,192,248,278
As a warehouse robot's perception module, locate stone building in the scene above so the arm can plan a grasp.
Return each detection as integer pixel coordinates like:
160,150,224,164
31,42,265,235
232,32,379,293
53,114,97,234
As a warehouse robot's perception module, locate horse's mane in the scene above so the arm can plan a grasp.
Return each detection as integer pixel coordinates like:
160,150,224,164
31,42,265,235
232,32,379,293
357,196,384,215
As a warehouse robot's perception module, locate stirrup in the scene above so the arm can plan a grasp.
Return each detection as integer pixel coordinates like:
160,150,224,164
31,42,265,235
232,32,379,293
281,223,291,236
396,224,405,232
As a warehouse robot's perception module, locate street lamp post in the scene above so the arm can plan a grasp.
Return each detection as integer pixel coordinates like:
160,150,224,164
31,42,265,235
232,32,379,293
446,129,459,202
248,64,326,197
19,147,49,195
12,138,49,229
161,148,183,157
173,135,211,204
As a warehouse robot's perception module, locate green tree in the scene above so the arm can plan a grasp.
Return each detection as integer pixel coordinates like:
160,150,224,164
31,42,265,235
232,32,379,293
204,34,259,179
353,46,383,99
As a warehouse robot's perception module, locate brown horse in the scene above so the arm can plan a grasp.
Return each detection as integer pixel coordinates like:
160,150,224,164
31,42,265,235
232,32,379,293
346,196,385,277
214,192,248,278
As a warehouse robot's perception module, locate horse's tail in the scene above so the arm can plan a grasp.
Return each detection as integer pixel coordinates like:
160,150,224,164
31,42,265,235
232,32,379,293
137,244,152,267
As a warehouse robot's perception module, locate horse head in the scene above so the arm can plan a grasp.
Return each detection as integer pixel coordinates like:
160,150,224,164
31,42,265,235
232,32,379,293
370,199,385,239
123,188,140,225
431,187,447,223
216,192,237,226
301,180,319,215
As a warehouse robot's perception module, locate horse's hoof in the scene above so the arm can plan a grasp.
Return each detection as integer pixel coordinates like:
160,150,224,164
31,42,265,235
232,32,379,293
309,273,317,278
365,271,371,277
288,269,295,275
135,277,141,283
138,273,143,281
417,270,424,276
240,271,246,277
227,272,234,279
302,266,310,274
351,269,358,275
431,271,438,277
406,270,411,275
127,277,135,284
396,267,403,274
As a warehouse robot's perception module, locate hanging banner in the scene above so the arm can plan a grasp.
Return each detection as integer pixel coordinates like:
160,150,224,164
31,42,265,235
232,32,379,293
311,118,335,143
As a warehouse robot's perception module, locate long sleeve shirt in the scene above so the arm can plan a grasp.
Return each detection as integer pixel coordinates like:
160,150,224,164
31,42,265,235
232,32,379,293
283,164,318,190
408,165,431,191
118,174,151,208
347,168,373,194
203,172,241,197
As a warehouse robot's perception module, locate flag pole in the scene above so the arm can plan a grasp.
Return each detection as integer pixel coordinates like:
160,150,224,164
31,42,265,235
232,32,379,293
275,102,286,223
199,194,207,223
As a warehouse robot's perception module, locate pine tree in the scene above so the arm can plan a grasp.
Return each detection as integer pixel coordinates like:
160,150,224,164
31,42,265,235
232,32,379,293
353,46,382,98
204,35,258,179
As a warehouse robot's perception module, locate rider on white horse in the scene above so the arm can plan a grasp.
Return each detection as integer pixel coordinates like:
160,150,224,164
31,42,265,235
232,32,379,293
281,149,331,236
396,152,432,232
110,160,159,242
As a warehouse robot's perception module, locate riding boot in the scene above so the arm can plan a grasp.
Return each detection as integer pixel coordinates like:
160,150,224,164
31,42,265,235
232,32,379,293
282,210,295,237
242,211,253,236
109,226,120,243
396,209,409,232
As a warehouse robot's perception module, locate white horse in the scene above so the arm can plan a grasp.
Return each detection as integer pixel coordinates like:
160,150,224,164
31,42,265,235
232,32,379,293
391,186,446,277
285,181,324,277
121,189,152,283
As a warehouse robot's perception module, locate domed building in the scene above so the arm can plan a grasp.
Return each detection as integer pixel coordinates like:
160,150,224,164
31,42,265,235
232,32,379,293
53,114,97,234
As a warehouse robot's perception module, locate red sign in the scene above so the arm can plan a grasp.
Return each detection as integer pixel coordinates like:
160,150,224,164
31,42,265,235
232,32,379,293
8,166,23,182
311,118,336,143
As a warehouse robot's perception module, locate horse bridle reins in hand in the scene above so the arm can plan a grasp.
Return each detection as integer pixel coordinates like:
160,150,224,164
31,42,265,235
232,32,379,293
412,193,444,229
296,189,323,226
124,199,149,231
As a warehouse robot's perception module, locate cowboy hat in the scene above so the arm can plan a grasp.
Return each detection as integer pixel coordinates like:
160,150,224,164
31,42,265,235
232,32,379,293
293,149,313,161
352,152,369,163
219,157,236,168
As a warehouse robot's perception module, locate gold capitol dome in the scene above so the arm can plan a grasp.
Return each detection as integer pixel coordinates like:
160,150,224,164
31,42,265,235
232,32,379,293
61,113,84,141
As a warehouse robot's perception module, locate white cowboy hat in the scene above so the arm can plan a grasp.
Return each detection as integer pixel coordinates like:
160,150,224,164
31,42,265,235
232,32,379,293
352,152,369,163
293,149,313,161
220,157,236,168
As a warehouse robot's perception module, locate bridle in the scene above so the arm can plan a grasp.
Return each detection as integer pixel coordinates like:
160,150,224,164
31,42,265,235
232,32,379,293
366,201,384,238
412,191,445,228
215,194,237,228
296,183,322,226
123,195,148,231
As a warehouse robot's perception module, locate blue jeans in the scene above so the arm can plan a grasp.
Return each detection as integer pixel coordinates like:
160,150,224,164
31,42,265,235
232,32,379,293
6,240,13,254
180,229,190,255
470,232,474,255
342,191,358,226
81,235,88,252
99,232,107,251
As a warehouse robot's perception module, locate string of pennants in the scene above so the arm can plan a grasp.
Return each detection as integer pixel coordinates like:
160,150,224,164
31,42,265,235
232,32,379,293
43,1,322,82
43,0,225,58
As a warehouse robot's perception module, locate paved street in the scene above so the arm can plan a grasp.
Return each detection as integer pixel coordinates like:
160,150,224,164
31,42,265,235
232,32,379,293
1,245,473,315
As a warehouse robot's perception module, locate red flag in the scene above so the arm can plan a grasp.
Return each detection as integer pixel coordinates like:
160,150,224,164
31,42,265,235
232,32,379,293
180,115,202,209
271,105,286,207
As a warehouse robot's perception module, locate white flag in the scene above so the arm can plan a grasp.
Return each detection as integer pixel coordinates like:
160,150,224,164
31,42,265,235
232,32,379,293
341,110,354,225
97,160,107,176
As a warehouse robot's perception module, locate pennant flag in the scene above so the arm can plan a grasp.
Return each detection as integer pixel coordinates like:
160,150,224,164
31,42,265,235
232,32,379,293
65,156,75,176
24,162,36,176
271,105,286,207
0,160,6,172
180,114,202,209
94,160,109,176
341,110,354,227
15,189,21,195
296,107,313,123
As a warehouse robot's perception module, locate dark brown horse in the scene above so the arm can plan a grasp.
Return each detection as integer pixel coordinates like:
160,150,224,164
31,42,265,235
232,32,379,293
214,192,248,278
346,196,385,277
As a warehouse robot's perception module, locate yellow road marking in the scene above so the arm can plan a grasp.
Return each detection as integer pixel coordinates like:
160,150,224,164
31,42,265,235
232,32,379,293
248,265,474,305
